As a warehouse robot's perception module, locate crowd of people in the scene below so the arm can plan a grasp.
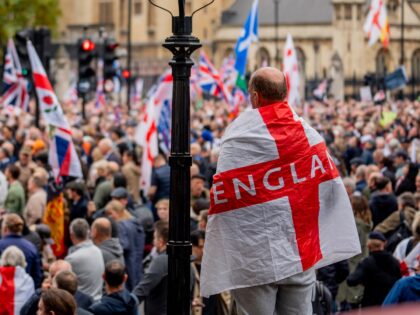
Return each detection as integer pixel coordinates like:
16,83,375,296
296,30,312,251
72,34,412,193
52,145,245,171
0,91,418,314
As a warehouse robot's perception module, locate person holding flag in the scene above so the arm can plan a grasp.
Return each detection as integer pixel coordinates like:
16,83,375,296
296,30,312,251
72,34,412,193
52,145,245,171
200,67,360,314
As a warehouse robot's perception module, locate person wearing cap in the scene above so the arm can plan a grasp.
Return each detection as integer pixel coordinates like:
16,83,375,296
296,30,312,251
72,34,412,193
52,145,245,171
15,146,37,192
347,231,401,307
0,213,42,288
67,181,89,222
24,174,47,226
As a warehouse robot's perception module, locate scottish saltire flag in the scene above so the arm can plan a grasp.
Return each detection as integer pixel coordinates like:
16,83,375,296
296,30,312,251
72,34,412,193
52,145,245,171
157,99,171,154
201,101,360,296
234,0,258,90
28,40,82,179
283,34,300,107
0,266,35,315
364,0,390,48
136,70,173,191
0,39,29,111
198,51,231,103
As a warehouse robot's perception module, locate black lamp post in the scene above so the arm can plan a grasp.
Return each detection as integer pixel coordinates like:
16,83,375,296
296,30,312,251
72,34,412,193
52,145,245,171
148,0,207,314
273,0,280,67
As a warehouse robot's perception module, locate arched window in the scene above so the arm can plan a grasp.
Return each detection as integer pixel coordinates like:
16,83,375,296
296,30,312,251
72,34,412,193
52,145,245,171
412,49,420,80
256,47,271,67
224,47,234,59
376,48,391,77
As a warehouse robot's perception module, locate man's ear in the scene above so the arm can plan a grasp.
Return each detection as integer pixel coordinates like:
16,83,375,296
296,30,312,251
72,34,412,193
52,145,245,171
123,273,128,283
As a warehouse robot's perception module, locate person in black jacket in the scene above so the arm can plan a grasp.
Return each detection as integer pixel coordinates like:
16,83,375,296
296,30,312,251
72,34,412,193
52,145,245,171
369,176,398,227
347,231,401,307
89,260,138,315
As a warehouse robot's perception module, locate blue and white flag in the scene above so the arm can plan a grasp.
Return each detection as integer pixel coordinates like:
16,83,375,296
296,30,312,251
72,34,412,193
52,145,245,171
234,0,258,90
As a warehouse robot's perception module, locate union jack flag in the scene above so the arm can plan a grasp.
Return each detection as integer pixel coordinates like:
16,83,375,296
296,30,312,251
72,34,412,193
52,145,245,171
198,51,232,103
0,39,29,111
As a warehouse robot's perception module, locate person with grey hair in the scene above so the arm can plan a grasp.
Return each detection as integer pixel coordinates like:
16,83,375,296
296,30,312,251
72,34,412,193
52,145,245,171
355,165,367,193
65,218,104,301
0,245,35,314
343,177,357,197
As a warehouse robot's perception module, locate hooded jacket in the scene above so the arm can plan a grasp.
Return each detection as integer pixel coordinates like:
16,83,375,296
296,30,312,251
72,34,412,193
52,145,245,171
117,218,145,291
97,238,125,266
369,192,398,228
89,289,138,315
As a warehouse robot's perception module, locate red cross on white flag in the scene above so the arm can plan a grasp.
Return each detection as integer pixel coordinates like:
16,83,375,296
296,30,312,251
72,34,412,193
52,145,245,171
201,101,360,297
363,0,390,48
283,34,300,107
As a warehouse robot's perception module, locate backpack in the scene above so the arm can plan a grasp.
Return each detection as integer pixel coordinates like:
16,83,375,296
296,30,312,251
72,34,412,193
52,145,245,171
385,212,412,253
312,281,332,315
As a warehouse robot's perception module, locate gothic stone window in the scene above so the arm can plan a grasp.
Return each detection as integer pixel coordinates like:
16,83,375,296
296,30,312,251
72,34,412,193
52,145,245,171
99,0,113,24
376,48,391,77
412,49,420,79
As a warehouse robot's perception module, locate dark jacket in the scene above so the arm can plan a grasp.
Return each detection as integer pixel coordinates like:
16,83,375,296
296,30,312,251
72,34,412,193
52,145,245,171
133,251,168,315
70,196,89,221
20,288,93,315
347,250,401,307
0,234,42,288
317,260,349,300
89,289,138,315
117,218,145,291
97,238,125,266
369,193,398,228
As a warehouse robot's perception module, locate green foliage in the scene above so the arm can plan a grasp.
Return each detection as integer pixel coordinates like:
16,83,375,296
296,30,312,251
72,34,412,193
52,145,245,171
0,0,61,46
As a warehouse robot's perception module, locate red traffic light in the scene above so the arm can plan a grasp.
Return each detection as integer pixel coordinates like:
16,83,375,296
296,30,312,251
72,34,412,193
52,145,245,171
122,70,130,79
81,39,95,51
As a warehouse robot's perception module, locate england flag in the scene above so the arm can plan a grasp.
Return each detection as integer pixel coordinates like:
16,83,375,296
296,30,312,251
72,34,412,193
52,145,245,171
201,100,360,297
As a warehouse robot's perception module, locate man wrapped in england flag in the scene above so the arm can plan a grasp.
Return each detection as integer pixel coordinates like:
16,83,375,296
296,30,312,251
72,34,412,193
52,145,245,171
201,67,360,315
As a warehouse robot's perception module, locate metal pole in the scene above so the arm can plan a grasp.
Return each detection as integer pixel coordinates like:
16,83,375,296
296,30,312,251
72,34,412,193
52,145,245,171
126,0,132,111
400,0,405,66
274,0,280,67
162,0,201,314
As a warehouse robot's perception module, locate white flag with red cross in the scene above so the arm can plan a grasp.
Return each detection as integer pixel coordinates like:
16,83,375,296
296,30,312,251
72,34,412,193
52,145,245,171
283,34,300,107
201,101,360,297
364,0,390,48
136,70,173,192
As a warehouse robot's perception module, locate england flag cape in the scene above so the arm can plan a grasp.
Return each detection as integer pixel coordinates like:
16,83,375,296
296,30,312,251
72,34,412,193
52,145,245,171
0,266,35,315
201,101,360,297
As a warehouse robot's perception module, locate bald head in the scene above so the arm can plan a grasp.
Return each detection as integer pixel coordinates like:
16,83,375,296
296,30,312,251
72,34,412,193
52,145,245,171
249,67,287,108
92,217,112,244
49,260,72,278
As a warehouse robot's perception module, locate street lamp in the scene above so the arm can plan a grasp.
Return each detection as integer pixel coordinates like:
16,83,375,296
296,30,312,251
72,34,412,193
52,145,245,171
147,1,213,314
273,0,280,67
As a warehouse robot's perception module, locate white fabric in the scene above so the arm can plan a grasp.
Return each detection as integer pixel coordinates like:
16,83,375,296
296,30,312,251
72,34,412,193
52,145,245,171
201,106,360,297
283,34,300,107
364,0,389,47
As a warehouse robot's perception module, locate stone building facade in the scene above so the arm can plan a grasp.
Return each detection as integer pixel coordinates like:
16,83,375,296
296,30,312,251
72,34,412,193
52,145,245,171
57,0,420,99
